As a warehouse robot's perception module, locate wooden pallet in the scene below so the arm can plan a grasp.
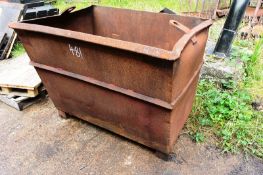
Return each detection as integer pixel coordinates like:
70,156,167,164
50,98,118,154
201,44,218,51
0,54,41,97
0,85,40,97
0,87,47,111
0,54,42,97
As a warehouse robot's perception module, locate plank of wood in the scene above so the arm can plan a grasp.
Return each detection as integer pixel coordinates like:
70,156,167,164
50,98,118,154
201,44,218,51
0,54,42,90
5,33,17,60
0,86,40,97
0,67,41,89
27,88,39,97
1,87,11,93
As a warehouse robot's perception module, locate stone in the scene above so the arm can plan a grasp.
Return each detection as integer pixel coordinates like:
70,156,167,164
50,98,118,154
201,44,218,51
252,97,263,112
201,41,245,83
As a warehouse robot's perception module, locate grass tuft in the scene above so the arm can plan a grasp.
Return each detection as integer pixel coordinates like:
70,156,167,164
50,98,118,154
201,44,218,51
11,42,25,58
187,37,263,159
54,0,188,12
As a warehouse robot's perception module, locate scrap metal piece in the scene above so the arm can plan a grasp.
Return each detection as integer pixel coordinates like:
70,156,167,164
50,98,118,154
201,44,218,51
0,33,8,50
240,0,263,39
0,2,24,60
20,0,43,3
23,2,59,20
0,33,8,58
245,0,263,25
181,0,231,19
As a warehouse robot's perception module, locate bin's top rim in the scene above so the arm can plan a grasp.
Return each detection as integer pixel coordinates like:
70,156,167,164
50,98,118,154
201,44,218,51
9,6,212,61
10,22,178,60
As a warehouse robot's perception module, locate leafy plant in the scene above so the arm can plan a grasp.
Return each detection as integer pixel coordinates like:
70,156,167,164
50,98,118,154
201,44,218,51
188,79,262,158
11,42,25,58
188,37,263,159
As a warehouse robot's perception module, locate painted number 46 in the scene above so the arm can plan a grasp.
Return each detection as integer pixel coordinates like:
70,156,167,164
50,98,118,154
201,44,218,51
69,44,83,58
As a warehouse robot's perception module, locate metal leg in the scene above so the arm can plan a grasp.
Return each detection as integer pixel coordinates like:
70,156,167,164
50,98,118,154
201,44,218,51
58,109,70,119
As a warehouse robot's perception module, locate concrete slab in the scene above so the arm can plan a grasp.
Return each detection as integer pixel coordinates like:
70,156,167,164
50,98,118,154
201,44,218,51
0,54,41,87
0,99,262,175
201,40,244,82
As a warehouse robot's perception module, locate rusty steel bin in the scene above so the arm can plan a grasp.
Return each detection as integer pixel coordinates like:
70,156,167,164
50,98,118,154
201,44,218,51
10,5,212,154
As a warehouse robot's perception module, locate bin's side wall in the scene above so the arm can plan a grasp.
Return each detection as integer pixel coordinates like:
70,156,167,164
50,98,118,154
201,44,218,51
17,31,174,103
168,29,209,151
36,68,172,153
171,29,209,102
169,70,200,150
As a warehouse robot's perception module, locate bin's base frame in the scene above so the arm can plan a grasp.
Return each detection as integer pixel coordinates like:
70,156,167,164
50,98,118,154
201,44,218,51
55,105,171,154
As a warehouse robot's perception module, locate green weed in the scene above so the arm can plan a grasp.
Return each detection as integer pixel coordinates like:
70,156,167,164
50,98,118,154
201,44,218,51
188,79,262,158
11,42,25,58
188,37,263,159
233,38,263,98
55,0,190,12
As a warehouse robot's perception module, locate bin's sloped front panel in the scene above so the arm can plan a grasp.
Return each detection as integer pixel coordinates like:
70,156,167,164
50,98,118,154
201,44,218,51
36,68,172,153
10,6,212,154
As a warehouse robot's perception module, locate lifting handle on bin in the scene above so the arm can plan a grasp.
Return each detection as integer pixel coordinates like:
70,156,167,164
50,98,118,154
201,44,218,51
172,19,213,58
169,20,197,44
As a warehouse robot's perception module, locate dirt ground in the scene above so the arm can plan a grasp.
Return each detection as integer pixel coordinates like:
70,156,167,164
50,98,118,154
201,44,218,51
0,98,262,175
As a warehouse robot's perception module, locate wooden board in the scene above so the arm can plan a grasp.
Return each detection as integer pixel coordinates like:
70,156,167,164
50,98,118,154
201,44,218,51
0,86,40,97
0,87,47,111
0,54,42,97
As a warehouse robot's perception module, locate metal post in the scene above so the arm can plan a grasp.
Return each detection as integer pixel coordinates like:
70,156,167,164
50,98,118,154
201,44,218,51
213,0,250,58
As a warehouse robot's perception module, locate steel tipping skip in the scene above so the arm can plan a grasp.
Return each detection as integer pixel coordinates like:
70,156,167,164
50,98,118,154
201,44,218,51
10,6,212,154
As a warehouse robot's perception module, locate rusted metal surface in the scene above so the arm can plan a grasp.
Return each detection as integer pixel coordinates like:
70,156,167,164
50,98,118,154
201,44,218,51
181,0,231,19
244,0,263,25
10,5,212,154
240,0,263,39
